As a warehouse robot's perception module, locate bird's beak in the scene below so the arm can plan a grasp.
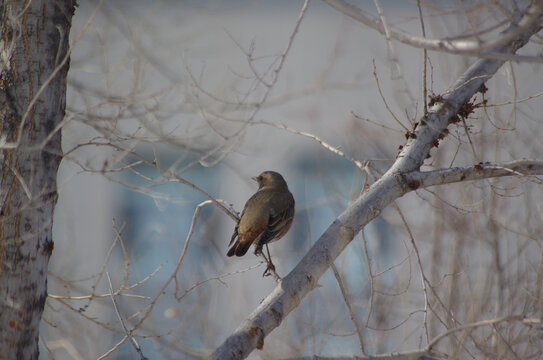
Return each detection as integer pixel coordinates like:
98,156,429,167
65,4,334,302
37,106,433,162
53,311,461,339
251,176,258,182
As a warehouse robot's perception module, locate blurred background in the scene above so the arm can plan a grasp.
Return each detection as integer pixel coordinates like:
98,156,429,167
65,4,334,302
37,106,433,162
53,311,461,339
42,1,543,359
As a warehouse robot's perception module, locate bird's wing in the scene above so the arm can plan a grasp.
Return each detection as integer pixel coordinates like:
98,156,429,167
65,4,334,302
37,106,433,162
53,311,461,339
228,223,239,246
257,193,295,246
228,198,251,246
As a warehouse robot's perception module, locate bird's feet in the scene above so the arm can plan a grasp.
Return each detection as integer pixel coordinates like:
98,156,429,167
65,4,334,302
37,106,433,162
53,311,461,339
262,261,276,277
255,244,281,280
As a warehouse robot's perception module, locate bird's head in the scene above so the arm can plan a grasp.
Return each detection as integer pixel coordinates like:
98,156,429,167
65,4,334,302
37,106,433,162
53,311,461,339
252,171,288,190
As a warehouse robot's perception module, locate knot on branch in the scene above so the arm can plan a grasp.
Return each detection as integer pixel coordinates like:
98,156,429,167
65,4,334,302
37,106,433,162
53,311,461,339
397,172,421,192
339,224,355,242
247,326,265,350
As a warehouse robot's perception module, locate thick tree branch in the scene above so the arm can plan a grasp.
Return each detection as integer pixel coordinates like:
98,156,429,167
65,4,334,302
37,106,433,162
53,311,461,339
210,4,543,360
404,160,543,189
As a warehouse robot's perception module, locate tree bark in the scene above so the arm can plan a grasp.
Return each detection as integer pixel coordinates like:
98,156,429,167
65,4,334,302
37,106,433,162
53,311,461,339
0,1,74,358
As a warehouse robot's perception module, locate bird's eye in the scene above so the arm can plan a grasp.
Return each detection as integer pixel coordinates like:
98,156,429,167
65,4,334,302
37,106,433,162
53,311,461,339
258,176,263,181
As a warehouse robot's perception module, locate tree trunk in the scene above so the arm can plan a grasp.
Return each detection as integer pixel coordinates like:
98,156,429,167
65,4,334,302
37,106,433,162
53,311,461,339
0,1,74,358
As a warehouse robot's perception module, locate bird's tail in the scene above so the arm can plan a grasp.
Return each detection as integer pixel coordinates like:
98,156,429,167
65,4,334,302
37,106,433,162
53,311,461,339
227,240,252,257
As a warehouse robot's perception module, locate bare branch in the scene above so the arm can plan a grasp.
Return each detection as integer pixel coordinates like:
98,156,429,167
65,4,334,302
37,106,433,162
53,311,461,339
425,315,542,351
322,0,543,62
404,160,543,189
106,272,148,360
331,263,366,355
210,10,542,359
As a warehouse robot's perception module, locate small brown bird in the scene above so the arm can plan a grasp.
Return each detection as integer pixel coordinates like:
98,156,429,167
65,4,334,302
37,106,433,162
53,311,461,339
227,171,295,274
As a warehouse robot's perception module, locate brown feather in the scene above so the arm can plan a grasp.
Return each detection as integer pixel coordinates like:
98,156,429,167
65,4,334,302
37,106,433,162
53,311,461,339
227,171,295,258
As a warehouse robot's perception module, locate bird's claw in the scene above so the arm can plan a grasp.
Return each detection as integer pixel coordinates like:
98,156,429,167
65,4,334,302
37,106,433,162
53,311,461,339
262,262,276,277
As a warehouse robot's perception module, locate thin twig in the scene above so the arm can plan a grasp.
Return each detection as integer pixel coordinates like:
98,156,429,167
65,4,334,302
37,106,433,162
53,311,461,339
106,273,148,360
134,199,233,335
254,120,366,171
361,231,375,330
323,0,543,62
176,264,262,301
425,315,538,351
461,117,478,161
331,263,366,355
372,59,409,132
393,201,430,344
417,0,428,116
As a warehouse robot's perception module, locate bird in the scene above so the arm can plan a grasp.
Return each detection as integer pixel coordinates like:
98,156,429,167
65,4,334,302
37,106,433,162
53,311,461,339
227,171,295,275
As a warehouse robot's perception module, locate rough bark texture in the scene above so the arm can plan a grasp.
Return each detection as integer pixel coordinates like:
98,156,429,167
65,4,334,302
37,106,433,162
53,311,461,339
0,1,74,358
